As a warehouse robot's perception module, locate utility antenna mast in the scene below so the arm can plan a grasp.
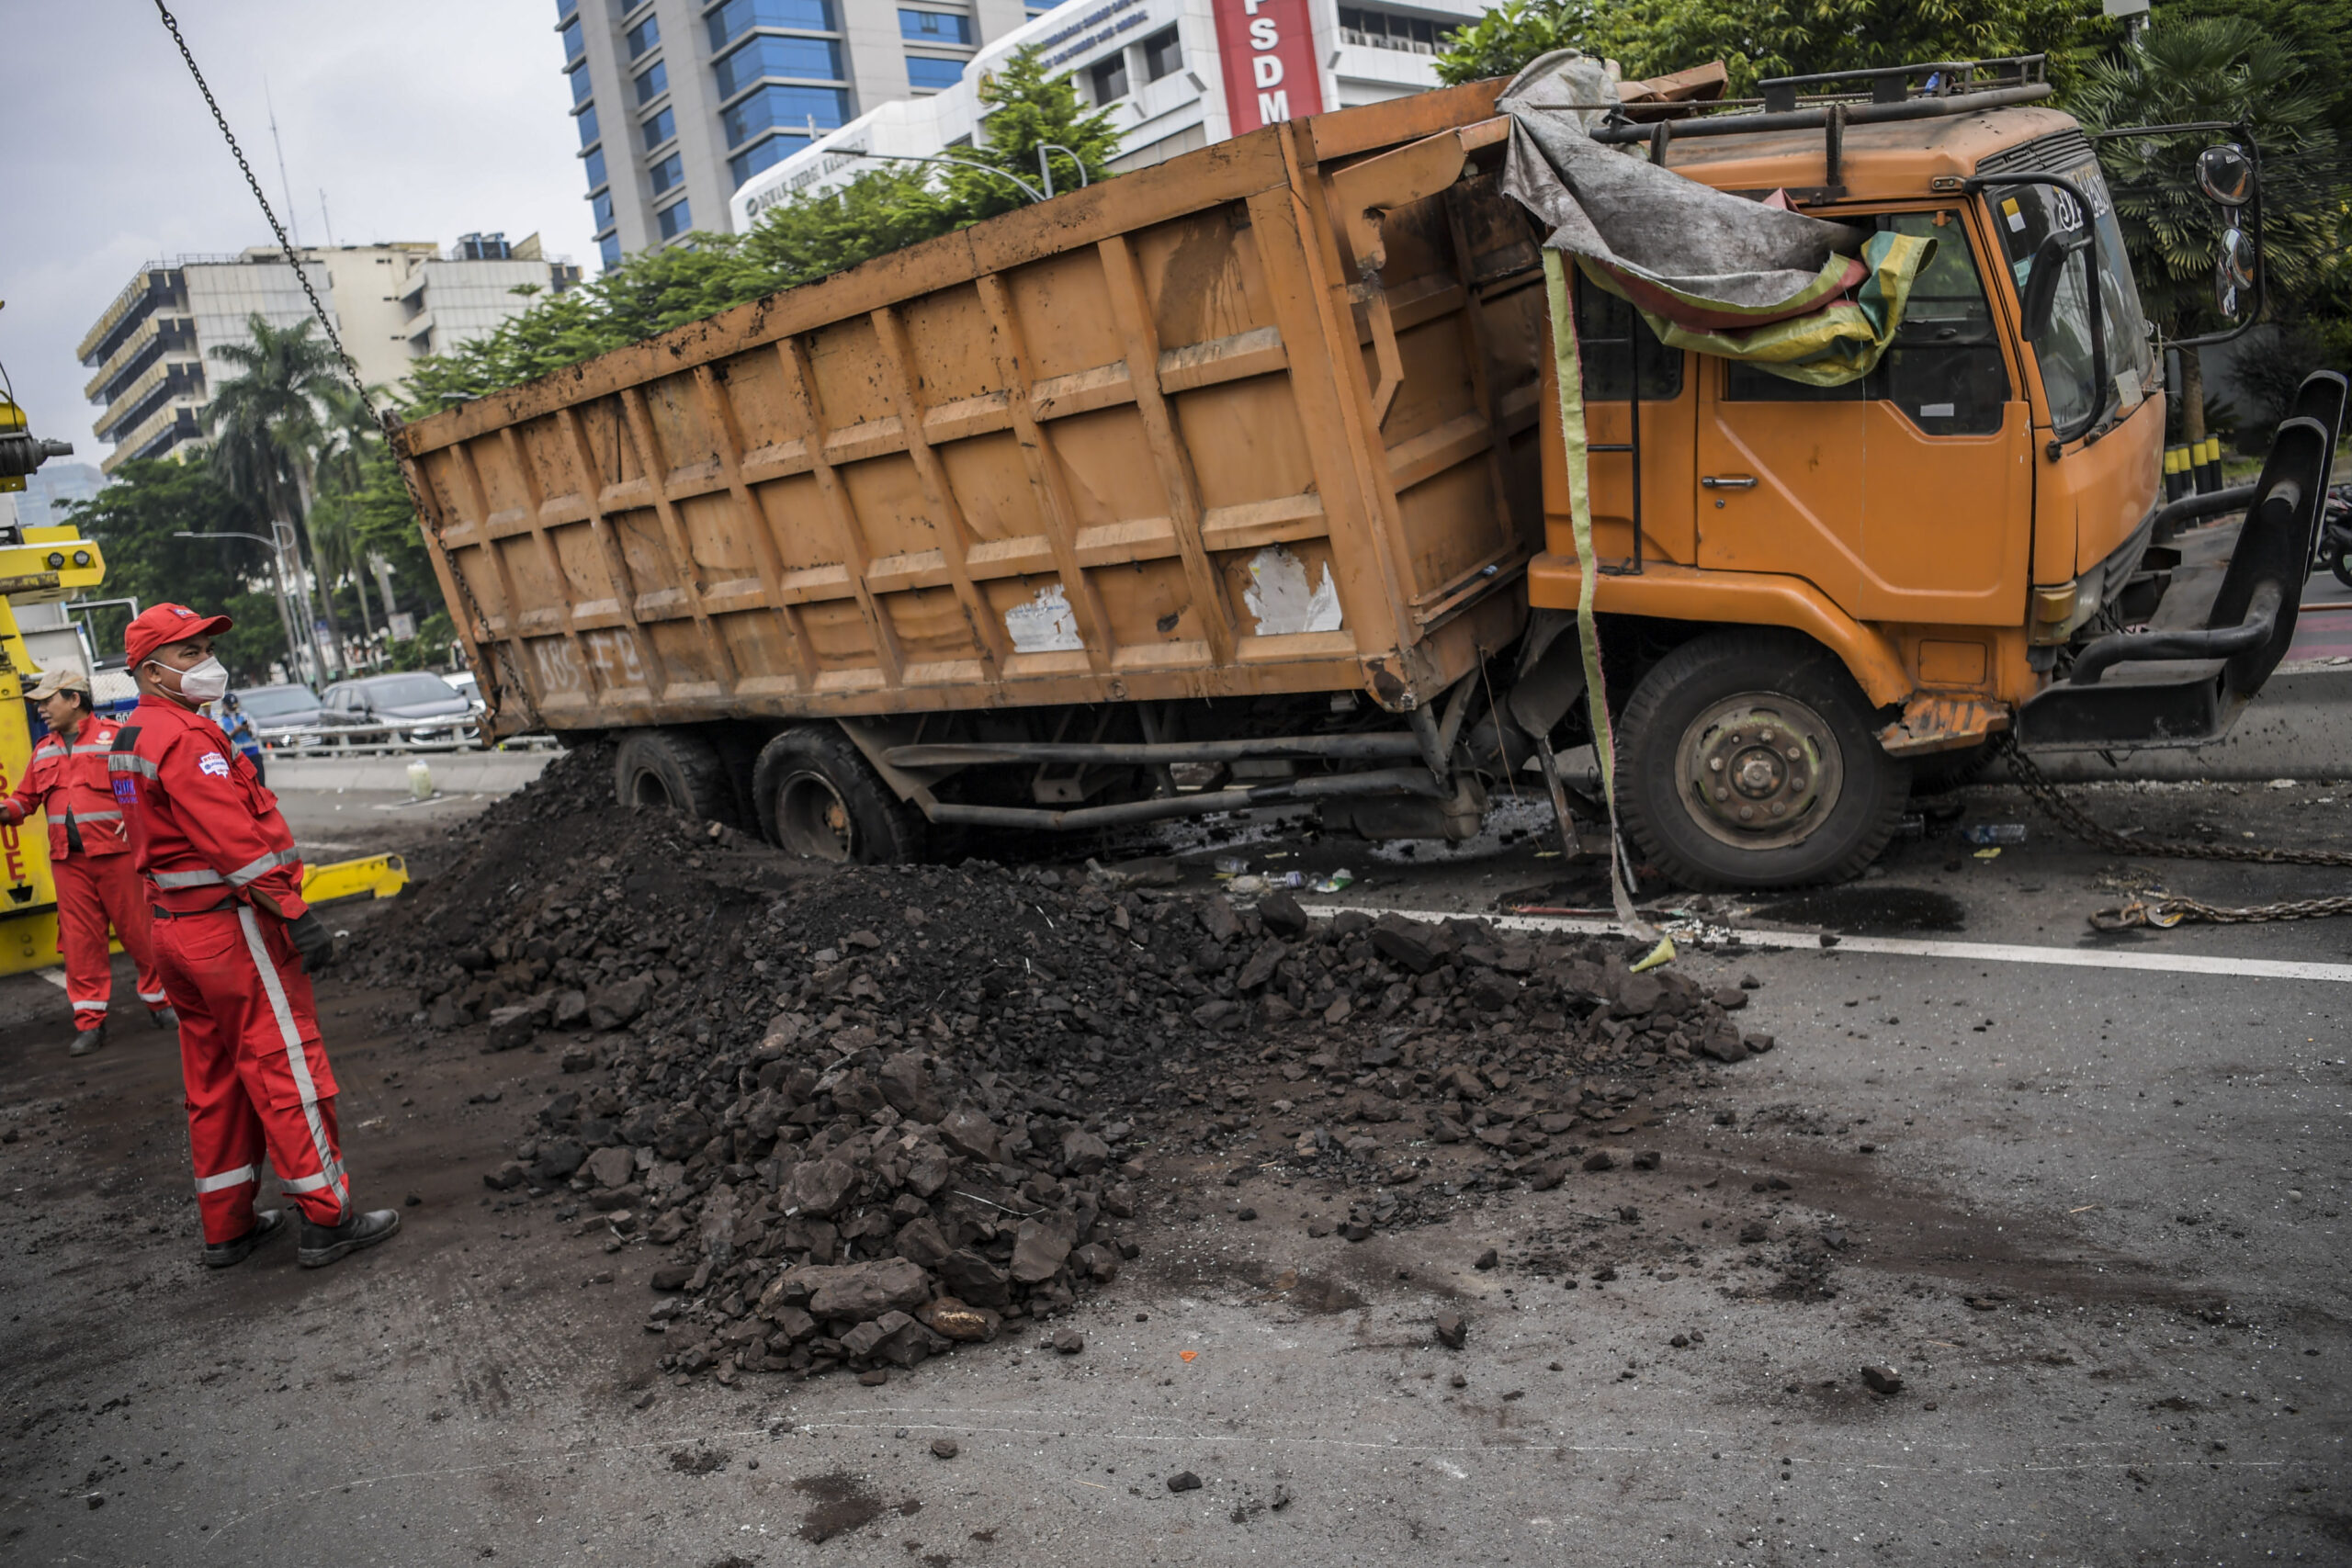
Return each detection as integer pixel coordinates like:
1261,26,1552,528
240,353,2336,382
266,75,301,248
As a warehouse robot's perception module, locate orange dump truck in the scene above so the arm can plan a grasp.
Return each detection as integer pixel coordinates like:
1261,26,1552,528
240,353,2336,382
395,57,2343,888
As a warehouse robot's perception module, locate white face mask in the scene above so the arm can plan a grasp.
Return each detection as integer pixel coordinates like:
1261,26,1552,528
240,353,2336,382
157,655,230,705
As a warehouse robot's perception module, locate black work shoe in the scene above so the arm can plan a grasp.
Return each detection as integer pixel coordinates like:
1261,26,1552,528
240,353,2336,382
151,1007,180,1030
299,1209,401,1269
202,1209,287,1269
67,1022,108,1057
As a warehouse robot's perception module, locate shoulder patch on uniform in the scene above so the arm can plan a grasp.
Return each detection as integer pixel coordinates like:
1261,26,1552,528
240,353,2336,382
198,751,231,778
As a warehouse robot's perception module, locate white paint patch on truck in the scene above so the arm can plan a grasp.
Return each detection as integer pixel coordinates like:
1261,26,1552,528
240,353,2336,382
1244,546,1343,637
1004,582,1084,652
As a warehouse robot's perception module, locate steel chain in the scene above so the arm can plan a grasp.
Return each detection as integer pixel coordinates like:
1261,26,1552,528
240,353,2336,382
2090,893,2352,931
152,2,540,733
1992,733,2352,927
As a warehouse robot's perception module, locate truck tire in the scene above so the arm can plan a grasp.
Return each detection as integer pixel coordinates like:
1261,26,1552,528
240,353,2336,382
614,728,741,825
1616,631,1908,890
752,726,925,864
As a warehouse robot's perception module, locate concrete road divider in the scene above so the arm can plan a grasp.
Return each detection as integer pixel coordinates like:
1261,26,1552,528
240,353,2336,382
268,749,554,795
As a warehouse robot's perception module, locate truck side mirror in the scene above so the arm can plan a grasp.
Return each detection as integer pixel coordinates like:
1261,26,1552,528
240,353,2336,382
2018,231,2073,343
2196,145,2255,208
2214,225,2256,317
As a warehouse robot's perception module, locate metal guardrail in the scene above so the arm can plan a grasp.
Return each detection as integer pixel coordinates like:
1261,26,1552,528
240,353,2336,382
255,719,560,758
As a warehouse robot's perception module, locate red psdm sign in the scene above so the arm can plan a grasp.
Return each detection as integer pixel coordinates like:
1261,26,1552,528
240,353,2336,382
1212,0,1325,135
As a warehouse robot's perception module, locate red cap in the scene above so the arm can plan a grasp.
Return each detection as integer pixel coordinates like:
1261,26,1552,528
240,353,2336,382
125,603,234,669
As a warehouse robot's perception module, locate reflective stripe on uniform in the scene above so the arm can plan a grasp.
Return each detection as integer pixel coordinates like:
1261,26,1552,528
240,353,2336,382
194,1164,258,1194
70,742,115,756
72,999,109,1013
279,1159,346,1196
236,906,347,1223
139,989,168,1004
70,808,123,823
225,848,298,887
153,867,226,887
107,754,159,778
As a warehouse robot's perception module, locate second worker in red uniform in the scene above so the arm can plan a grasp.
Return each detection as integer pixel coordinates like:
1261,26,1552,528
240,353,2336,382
0,667,175,1055
111,604,400,1270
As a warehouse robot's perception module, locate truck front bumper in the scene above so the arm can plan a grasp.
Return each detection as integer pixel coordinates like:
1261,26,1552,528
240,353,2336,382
2016,373,2346,750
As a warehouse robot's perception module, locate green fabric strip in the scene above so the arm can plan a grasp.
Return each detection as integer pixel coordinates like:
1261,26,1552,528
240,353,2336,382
1542,248,1648,935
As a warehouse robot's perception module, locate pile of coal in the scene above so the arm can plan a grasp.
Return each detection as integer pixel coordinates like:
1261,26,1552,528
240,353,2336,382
362,745,1777,1384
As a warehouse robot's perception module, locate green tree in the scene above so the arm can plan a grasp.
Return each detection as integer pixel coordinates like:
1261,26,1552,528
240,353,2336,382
205,315,350,668
62,460,290,682
1435,0,2114,97
730,166,961,290
1433,0,1587,86
942,46,1123,220
2162,0,2352,143
401,46,1121,413
2071,17,2344,443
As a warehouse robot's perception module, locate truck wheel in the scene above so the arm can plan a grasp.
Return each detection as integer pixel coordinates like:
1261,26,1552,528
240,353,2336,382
614,728,740,826
752,727,925,864
1616,632,1908,890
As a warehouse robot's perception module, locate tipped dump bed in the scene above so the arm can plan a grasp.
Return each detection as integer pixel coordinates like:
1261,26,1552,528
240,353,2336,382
396,82,1544,739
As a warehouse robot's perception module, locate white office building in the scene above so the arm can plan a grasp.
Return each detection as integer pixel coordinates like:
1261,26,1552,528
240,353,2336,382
731,0,1486,227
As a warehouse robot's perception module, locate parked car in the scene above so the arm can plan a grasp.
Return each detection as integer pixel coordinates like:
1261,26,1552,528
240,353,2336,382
444,669,485,715
318,672,475,745
228,683,323,739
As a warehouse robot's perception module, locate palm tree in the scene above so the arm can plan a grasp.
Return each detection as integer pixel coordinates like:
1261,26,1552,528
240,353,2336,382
205,315,350,672
2071,18,2342,446
311,377,395,651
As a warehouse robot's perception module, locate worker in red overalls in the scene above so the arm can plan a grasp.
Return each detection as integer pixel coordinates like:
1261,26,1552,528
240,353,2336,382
111,604,399,1270
2,667,175,1055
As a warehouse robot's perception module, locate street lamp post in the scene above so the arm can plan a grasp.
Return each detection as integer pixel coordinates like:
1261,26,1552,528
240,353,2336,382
171,527,321,685
845,150,1050,204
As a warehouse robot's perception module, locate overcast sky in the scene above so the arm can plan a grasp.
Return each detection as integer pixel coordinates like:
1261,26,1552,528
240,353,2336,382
3,1,598,465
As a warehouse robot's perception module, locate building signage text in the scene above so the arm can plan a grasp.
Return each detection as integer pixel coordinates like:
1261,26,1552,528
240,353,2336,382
1212,0,1324,134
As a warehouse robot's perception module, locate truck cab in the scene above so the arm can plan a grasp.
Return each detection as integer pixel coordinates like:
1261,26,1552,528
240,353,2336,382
1510,80,2337,887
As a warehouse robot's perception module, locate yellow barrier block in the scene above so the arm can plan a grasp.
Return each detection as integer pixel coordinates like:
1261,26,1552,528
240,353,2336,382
300,853,411,905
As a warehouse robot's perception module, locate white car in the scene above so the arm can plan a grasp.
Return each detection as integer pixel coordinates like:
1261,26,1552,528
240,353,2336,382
445,670,486,715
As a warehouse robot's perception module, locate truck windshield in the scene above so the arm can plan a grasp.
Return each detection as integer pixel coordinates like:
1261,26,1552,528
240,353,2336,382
1984,163,2153,434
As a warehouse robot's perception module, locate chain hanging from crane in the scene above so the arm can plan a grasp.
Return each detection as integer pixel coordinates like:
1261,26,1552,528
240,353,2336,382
150,2,540,731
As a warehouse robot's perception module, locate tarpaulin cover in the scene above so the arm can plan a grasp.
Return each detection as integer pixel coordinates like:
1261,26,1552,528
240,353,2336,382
1492,51,1934,930
1498,50,1934,385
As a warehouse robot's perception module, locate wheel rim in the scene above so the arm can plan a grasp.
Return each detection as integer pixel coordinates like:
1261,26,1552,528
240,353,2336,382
1674,694,1845,852
628,768,673,809
775,771,854,862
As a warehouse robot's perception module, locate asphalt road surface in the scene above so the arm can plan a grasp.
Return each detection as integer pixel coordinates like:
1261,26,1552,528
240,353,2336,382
2,773,2347,1566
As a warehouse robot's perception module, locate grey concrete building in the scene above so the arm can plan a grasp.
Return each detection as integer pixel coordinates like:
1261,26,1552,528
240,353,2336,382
77,238,581,475
5,462,104,529
560,0,1056,266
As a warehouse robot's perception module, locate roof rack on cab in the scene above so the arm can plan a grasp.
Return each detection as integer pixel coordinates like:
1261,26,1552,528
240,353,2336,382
1589,54,2052,147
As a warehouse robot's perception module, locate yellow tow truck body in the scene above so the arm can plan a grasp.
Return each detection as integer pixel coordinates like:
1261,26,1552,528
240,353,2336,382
0,523,107,976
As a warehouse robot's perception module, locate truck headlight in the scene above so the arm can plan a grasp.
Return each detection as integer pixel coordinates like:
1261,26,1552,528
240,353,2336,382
2030,577,2104,646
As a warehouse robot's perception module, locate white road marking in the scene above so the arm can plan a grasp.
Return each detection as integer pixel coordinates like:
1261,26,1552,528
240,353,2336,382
1317,904,2352,985
33,967,68,991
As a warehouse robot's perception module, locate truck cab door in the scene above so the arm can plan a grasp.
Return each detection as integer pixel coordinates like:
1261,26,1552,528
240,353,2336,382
1697,209,2031,625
